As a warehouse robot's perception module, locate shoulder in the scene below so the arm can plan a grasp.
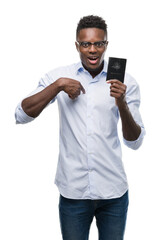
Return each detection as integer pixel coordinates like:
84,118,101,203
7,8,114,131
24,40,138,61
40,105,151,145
124,73,141,101
124,72,140,92
47,63,79,79
39,62,79,87
124,72,139,87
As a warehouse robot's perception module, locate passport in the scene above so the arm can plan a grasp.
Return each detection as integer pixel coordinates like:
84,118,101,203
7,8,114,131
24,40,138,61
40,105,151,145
106,57,127,83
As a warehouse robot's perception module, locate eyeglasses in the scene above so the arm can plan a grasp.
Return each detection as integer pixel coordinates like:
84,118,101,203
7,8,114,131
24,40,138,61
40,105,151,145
77,41,107,48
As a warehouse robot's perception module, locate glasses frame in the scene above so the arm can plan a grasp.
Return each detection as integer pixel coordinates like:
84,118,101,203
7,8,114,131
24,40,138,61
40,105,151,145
76,41,108,48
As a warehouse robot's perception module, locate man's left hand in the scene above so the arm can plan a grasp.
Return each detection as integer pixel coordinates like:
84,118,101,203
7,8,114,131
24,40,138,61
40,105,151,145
107,79,127,106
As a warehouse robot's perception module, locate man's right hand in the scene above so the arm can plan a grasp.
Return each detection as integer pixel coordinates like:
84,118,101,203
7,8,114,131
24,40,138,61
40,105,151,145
21,77,85,118
58,78,85,99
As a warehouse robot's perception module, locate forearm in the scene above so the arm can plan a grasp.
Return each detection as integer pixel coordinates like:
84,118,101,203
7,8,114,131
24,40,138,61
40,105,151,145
22,79,62,118
117,100,141,141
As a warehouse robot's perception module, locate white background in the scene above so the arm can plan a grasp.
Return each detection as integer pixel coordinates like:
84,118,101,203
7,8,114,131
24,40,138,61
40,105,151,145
0,0,159,239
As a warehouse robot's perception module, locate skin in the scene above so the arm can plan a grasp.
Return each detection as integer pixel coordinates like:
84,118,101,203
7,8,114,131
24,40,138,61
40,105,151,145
22,27,141,141
75,28,108,78
107,79,141,141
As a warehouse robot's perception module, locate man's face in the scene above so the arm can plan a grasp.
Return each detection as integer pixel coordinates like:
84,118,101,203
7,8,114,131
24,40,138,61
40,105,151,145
76,28,108,77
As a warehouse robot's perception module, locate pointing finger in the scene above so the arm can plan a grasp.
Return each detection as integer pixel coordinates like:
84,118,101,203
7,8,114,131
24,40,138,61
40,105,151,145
80,83,86,94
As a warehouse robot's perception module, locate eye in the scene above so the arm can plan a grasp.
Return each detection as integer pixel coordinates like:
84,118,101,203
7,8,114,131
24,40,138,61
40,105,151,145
80,42,90,48
94,41,104,47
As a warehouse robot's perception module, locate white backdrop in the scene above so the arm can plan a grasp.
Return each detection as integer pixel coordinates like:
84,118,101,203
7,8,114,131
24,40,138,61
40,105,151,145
0,0,159,239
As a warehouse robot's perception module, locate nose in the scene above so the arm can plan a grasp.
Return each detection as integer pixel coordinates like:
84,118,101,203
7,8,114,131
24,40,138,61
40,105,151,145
88,44,97,53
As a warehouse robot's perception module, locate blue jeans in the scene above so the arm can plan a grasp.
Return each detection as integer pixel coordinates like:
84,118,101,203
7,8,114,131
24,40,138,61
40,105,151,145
59,191,129,240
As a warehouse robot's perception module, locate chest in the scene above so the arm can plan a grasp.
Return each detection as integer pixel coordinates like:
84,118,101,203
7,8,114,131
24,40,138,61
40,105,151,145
57,73,118,120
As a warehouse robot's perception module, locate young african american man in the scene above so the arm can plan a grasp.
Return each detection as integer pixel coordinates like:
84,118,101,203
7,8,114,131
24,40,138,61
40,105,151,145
15,15,145,240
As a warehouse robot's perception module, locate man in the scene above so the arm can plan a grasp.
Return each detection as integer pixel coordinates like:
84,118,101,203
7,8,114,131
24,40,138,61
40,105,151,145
15,15,145,240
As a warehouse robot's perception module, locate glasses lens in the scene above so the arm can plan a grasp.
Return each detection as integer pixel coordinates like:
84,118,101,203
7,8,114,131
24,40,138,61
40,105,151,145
78,41,106,48
80,42,91,48
94,41,105,47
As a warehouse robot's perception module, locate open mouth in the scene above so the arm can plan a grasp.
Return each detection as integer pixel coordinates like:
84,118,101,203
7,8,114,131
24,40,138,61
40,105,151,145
87,56,99,65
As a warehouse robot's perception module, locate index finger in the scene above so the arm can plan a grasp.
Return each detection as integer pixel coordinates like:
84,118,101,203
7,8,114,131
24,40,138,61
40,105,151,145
80,83,86,94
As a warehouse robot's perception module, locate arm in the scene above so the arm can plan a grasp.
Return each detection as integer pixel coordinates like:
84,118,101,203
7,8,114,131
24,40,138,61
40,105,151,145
107,79,145,149
116,98,141,141
15,77,85,122
21,79,61,118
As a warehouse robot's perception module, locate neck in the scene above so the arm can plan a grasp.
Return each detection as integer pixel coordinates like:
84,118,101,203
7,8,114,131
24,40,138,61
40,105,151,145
83,61,104,78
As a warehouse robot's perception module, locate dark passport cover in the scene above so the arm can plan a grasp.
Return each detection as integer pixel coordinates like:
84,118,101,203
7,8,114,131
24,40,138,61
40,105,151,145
106,57,127,83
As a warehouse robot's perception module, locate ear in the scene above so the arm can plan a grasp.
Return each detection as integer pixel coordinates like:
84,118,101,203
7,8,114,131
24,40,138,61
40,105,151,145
75,41,79,52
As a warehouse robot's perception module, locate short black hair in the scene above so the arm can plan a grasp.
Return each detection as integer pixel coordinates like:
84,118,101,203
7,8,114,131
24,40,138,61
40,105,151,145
76,15,107,39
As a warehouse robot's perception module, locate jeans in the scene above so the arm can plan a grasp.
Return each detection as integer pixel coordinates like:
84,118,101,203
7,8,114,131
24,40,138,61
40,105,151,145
59,191,129,240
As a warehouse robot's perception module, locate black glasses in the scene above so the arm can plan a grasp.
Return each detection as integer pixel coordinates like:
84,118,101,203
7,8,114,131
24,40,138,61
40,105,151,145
77,41,107,48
